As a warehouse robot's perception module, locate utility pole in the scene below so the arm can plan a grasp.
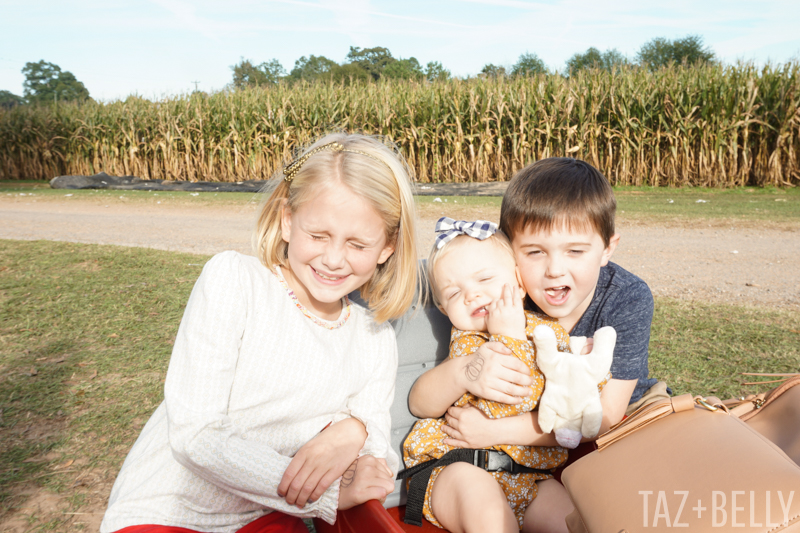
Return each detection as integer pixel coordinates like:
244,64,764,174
191,80,200,92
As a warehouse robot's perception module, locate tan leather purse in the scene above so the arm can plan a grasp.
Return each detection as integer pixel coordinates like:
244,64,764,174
561,394,800,532
724,374,800,465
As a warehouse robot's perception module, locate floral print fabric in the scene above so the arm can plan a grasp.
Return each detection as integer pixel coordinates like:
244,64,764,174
403,312,571,529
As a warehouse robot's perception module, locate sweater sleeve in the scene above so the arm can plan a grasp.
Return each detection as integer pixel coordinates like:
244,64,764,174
346,325,400,475
163,252,339,524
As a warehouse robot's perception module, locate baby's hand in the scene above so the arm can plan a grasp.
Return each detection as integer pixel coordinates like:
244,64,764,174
486,284,526,340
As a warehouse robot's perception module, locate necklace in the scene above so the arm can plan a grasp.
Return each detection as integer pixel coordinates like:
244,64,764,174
273,266,351,329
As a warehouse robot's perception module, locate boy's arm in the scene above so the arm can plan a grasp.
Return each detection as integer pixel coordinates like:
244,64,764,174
604,276,654,389
441,377,636,448
594,378,637,431
480,333,544,414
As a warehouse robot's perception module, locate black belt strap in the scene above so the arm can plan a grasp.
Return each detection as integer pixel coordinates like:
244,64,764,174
396,449,553,527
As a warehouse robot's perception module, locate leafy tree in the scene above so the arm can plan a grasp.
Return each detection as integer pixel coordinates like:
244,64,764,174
425,61,451,82
0,90,24,109
230,58,286,89
566,48,628,74
383,57,424,80
329,63,371,84
288,55,338,83
511,52,547,77
22,60,90,104
480,63,507,78
345,46,396,80
636,35,714,70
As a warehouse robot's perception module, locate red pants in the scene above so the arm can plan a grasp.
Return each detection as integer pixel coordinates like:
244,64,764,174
113,511,308,533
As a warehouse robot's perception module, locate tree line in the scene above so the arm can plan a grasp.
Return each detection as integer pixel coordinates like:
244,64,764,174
231,35,715,88
0,34,716,108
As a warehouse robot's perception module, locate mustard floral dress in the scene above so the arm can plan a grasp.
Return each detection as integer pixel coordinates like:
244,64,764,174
403,312,571,530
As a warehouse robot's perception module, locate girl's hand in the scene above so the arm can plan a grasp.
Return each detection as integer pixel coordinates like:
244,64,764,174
485,284,526,340
338,455,395,510
442,404,499,449
459,342,533,405
278,418,366,508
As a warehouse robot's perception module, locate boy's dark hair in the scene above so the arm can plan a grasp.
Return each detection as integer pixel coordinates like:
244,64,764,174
500,157,616,246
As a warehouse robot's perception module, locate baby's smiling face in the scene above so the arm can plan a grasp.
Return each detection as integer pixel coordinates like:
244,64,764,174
433,236,522,332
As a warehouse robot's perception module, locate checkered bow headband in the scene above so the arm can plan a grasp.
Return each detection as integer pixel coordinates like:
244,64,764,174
434,217,498,249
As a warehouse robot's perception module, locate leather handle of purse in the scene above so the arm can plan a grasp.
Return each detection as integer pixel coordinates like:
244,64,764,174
725,374,800,419
596,394,726,451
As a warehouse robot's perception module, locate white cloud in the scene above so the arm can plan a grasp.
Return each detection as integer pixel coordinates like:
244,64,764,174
147,0,233,39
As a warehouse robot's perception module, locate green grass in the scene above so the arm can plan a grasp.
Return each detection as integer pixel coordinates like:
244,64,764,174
0,180,263,208
4,182,800,225
1,238,798,528
0,239,208,528
417,186,800,227
650,299,800,397
613,186,800,222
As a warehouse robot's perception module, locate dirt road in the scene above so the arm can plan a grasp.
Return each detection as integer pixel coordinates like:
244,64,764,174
1,197,798,309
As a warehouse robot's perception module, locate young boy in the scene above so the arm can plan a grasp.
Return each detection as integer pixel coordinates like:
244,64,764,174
500,157,666,417
409,158,666,465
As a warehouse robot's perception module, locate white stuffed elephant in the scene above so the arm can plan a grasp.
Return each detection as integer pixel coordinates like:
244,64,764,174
534,325,616,449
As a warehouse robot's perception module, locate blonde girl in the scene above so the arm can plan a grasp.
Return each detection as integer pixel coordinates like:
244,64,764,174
101,132,418,533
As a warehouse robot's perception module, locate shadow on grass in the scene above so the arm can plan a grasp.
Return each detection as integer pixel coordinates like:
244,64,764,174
0,239,208,530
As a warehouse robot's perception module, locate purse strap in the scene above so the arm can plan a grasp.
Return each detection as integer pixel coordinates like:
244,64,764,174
596,394,727,451
725,374,800,419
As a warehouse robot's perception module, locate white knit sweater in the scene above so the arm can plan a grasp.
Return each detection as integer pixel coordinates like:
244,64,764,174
101,251,399,532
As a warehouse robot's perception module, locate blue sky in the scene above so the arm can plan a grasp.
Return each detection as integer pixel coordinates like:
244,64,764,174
1,0,799,102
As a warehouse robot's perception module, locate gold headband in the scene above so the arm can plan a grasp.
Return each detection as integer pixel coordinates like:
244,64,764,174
283,141,391,182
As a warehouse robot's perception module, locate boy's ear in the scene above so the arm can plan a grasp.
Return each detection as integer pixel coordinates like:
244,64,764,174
601,233,621,266
515,265,526,295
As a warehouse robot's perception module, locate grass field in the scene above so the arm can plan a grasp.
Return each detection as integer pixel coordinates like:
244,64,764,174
1,237,799,529
3,181,800,227
413,186,800,226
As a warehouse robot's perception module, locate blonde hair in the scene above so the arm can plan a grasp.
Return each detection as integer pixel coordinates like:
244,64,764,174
426,230,514,310
255,132,418,323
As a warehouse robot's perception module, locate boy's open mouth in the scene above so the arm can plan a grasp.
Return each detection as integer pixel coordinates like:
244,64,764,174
544,286,570,305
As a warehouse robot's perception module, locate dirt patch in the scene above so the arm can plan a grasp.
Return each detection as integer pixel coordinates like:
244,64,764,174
1,489,71,532
0,476,109,533
0,410,118,532
1,196,798,309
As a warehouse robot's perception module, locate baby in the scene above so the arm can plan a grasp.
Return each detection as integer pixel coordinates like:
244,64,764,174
401,218,579,531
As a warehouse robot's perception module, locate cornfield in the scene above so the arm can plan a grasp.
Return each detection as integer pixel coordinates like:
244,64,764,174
1,61,798,186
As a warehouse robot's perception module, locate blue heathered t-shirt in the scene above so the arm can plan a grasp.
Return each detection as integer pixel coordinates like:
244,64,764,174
530,261,661,404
